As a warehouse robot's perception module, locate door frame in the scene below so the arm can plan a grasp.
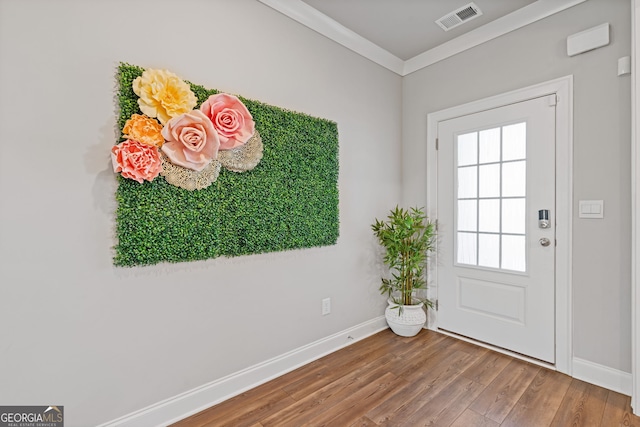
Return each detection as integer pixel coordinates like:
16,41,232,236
631,0,639,414
426,76,574,375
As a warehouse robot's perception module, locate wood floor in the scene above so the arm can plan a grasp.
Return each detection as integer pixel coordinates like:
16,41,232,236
172,329,639,427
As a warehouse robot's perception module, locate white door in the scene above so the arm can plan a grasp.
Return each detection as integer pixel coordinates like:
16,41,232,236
437,95,556,363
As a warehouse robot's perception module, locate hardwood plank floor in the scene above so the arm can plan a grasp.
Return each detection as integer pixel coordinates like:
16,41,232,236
171,329,640,427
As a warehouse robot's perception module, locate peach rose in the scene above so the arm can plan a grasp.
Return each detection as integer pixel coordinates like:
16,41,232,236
161,110,220,171
132,69,197,125
200,93,255,150
111,139,162,183
122,114,164,147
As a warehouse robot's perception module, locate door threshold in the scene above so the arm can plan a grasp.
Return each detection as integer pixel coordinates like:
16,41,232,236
434,327,556,371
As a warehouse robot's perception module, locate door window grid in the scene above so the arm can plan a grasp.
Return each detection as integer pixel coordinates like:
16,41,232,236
455,123,527,272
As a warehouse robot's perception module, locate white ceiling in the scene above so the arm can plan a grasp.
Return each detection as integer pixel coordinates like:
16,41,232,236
258,0,588,75
300,0,536,61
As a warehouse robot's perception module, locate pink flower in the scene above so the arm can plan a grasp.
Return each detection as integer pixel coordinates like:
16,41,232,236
161,110,220,171
200,93,255,150
111,139,162,183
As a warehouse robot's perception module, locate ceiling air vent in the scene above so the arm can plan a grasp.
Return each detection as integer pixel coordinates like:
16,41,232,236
436,2,483,31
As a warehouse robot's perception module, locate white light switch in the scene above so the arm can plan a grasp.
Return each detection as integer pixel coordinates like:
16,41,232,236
579,200,604,218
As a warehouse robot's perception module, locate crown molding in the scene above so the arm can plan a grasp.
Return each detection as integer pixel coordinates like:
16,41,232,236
257,0,404,74
258,0,588,76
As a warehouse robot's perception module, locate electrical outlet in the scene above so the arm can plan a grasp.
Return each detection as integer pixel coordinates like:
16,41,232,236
322,298,331,315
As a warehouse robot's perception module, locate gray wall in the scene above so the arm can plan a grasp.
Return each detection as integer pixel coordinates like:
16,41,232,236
402,0,632,372
0,1,401,425
0,0,633,425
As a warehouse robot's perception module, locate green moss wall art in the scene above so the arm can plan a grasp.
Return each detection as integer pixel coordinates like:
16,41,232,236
111,63,339,267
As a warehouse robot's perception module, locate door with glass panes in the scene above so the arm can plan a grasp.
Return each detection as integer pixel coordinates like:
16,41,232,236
437,95,556,363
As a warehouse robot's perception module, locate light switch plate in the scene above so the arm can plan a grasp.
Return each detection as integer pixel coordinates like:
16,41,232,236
579,200,604,218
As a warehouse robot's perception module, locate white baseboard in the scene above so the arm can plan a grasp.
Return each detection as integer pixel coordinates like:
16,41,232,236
572,357,633,396
98,316,388,427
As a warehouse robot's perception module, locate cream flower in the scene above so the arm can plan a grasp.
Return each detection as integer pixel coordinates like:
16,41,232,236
132,69,197,125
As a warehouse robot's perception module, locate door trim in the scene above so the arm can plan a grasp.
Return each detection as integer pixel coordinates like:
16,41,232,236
631,0,639,414
426,76,574,375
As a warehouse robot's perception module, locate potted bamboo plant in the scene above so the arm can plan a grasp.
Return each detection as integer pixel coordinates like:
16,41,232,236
371,206,435,337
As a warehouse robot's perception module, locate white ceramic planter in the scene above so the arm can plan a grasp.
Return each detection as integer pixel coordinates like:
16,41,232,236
385,299,426,337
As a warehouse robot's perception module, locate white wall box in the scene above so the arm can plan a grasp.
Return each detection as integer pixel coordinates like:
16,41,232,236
567,22,610,56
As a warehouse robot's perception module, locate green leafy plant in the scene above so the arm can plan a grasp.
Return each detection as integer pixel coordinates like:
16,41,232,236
371,206,435,307
113,63,339,266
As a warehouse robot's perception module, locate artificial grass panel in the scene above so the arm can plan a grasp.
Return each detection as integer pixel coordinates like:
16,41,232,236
113,63,339,267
